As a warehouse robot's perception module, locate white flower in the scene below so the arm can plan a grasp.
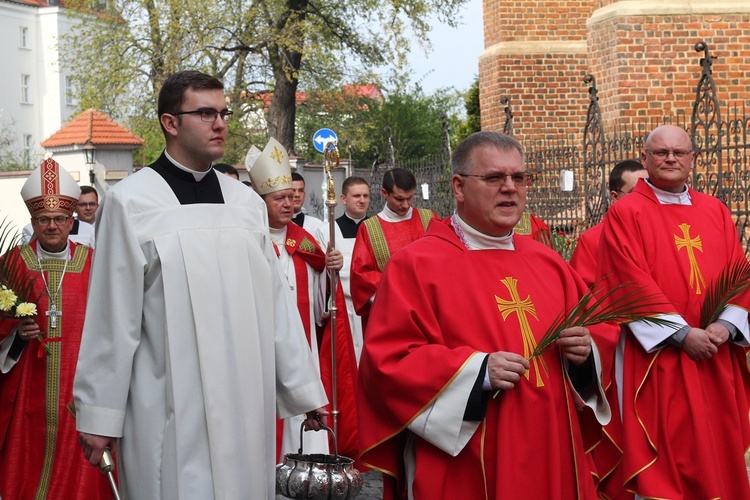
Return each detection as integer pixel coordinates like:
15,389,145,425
15,302,37,317
0,287,18,312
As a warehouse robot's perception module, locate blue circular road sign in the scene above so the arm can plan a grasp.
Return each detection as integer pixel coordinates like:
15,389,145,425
313,128,338,154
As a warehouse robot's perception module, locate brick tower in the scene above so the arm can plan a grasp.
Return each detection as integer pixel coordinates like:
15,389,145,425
479,1,750,142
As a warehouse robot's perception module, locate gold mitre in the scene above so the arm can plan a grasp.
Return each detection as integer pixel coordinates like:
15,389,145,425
21,158,80,216
246,137,293,195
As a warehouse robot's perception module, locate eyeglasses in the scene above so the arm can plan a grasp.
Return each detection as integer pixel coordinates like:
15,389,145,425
645,150,692,160
77,202,98,208
34,216,70,226
459,172,530,187
172,108,233,123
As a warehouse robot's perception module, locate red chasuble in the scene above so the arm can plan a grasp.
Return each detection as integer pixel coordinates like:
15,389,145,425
350,208,436,329
596,180,750,499
0,241,111,499
569,222,603,289
357,218,605,499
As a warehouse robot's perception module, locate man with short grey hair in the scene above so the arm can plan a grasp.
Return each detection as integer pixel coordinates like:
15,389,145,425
357,131,610,499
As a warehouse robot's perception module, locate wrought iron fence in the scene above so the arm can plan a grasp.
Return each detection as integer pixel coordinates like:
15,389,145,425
354,41,750,258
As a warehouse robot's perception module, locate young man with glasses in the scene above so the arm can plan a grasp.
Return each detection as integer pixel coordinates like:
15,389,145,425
594,124,750,498
0,160,111,499
357,131,611,499
73,70,327,499
75,186,99,226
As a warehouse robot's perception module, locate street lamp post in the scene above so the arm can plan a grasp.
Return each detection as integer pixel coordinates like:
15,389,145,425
84,141,96,186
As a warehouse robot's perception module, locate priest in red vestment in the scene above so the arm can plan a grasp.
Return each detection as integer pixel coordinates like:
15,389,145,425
358,132,612,499
0,160,111,499
249,138,358,462
350,168,437,331
570,160,646,288
595,125,750,499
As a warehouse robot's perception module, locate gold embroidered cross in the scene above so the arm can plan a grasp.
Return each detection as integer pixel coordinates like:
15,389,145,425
674,223,706,294
270,146,284,164
495,277,548,387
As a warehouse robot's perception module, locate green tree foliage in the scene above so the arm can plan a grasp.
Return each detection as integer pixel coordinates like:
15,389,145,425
454,77,480,144
295,84,463,169
61,0,469,163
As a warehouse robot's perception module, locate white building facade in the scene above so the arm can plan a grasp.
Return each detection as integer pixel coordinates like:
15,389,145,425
0,0,76,168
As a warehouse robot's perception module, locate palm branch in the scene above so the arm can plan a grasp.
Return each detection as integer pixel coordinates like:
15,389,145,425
493,280,681,398
0,215,39,309
529,280,682,361
700,258,750,328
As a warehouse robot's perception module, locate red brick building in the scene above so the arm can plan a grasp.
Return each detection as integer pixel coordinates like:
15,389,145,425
479,1,750,142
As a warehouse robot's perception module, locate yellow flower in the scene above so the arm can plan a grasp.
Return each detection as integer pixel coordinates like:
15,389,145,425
15,302,37,317
0,287,18,312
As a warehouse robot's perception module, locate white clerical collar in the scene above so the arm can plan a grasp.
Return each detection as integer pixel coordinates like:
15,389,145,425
452,213,515,250
645,179,692,205
269,226,288,246
379,205,412,222
344,213,366,224
37,242,70,261
164,149,213,182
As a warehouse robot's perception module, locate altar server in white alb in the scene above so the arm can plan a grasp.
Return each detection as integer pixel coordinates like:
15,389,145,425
73,70,327,500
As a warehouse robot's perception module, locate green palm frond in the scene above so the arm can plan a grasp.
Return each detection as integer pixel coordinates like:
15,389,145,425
700,258,750,328
529,281,682,360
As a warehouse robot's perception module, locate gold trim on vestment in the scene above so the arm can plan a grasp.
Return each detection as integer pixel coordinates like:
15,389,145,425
298,236,317,254
674,223,706,295
359,352,483,473
514,212,532,235
623,345,663,490
416,208,432,231
363,217,391,272
363,209,432,272
495,276,548,387
19,244,89,499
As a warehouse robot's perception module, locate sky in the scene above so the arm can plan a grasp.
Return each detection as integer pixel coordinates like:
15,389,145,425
404,0,484,94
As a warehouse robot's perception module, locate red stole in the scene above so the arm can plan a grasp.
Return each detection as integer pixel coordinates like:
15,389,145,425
278,223,325,344
0,241,112,499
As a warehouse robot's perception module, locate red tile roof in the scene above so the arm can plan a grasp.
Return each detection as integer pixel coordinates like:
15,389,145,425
10,0,59,6
41,108,144,148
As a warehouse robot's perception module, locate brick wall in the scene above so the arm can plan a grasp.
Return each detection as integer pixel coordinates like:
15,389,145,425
480,1,750,142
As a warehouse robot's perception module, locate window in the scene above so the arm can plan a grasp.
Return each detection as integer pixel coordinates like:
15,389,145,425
65,75,76,106
19,27,29,48
21,75,31,104
23,134,33,169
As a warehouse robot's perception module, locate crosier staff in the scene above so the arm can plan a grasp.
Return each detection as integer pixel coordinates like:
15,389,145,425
324,141,341,438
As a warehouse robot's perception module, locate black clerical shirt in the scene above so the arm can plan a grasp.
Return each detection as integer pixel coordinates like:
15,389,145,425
150,153,224,205
336,213,367,238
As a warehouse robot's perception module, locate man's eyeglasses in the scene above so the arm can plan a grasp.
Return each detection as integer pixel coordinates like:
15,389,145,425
172,108,233,123
645,150,692,160
77,202,98,208
34,216,70,226
459,172,531,187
